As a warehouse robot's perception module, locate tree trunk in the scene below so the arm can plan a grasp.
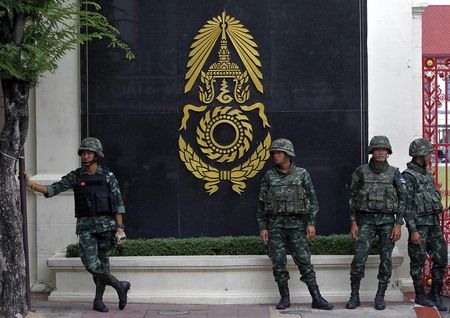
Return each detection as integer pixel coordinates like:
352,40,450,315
0,79,29,317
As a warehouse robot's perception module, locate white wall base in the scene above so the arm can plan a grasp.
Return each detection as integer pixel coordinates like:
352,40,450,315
397,277,414,292
47,248,404,304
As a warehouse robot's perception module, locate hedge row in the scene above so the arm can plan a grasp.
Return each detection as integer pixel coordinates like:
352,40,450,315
66,234,379,257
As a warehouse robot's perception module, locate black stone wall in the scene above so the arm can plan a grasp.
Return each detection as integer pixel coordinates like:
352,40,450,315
81,0,367,238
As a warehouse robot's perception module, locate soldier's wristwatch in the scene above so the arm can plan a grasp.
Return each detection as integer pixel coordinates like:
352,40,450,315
116,224,125,229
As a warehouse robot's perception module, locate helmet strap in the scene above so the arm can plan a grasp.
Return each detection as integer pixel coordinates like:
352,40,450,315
413,156,426,167
81,155,99,167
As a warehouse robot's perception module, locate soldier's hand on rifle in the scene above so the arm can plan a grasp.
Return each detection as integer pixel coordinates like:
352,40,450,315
115,226,126,245
306,225,316,240
390,223,401,242
350,221,359,240
410,231,421,245
260,229,269,245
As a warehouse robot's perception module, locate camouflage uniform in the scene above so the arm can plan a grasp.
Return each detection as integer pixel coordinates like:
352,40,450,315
349,161,406,283
346,136,406,310
402,138,447,311
45,165,125,278
257,138,333,310
44,137,129,312
257,163,319,286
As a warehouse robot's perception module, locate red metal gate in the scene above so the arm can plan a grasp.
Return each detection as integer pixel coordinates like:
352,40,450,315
422,56,450,295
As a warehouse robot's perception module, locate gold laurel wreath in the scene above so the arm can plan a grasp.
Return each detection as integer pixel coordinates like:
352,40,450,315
196,106,252,163
229,133,271,194
179,136,220,194
179,133,271,195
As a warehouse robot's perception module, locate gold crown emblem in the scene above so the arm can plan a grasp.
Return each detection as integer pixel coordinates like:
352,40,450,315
179,11,271,195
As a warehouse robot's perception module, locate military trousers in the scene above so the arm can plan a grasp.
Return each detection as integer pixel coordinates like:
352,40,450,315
350,222,395,284
268,227,317,287
408,224,447,282
79,230,117,284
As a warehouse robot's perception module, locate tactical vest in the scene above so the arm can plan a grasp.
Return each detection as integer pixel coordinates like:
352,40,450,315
264,167,309,215
353,165,398,213
403,168,442,216
73,168,115,218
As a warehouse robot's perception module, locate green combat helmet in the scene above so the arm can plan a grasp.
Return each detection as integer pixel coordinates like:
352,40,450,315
270,138,295,157
78,137,104,158
409,138,434,157
368,135,392,154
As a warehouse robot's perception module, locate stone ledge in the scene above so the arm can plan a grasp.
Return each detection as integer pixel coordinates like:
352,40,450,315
47,248,404,304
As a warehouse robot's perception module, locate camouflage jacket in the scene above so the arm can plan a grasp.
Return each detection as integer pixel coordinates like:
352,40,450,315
403,161,443,231
257,163,319,230
45,165,125,234
349,159,405,225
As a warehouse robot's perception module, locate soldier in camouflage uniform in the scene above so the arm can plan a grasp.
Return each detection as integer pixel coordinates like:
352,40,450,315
402,138,447,311
257,138,333,311
346,136,406,311
26,137,130,313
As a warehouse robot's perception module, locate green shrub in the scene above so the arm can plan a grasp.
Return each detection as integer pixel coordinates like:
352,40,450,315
65,234,379,257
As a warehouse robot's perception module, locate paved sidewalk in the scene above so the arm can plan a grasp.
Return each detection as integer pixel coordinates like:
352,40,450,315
25,292,450,318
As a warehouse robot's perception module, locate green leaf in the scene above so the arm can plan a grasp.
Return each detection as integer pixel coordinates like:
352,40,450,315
0,0,134,86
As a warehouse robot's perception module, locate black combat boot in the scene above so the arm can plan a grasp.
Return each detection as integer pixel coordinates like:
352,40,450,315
429,280,446,311
374,282,388,310
276,284,290,310
93,271,131,310
93,277,108,312
108,276,131,310
308,285,334,310
345,280,361,309
413,280,435,307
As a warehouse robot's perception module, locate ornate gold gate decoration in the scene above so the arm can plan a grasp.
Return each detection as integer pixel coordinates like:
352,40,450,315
422,56,450,294
179,11,271,195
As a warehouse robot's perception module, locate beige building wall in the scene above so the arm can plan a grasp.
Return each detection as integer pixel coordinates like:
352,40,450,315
25,48,81,291
367,0,415,284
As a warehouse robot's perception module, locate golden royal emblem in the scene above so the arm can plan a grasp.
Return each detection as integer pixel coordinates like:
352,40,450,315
179,11,271,195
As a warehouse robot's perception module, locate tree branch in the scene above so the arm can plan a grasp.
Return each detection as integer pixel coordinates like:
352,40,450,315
0,80,29,158
12,12,27,44
0,12,12,43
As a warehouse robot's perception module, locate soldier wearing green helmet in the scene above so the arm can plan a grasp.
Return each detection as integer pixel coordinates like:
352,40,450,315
257,138,333,311
368,135,393,154
25,137,130,313
268,138,296,157
346,136,406,311
402,138,447,311
78,136,105,159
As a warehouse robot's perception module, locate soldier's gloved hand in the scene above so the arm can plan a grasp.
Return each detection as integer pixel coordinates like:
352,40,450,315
259,229,269,245
115,227,126,245
24,173,32,188
306,225,316,240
